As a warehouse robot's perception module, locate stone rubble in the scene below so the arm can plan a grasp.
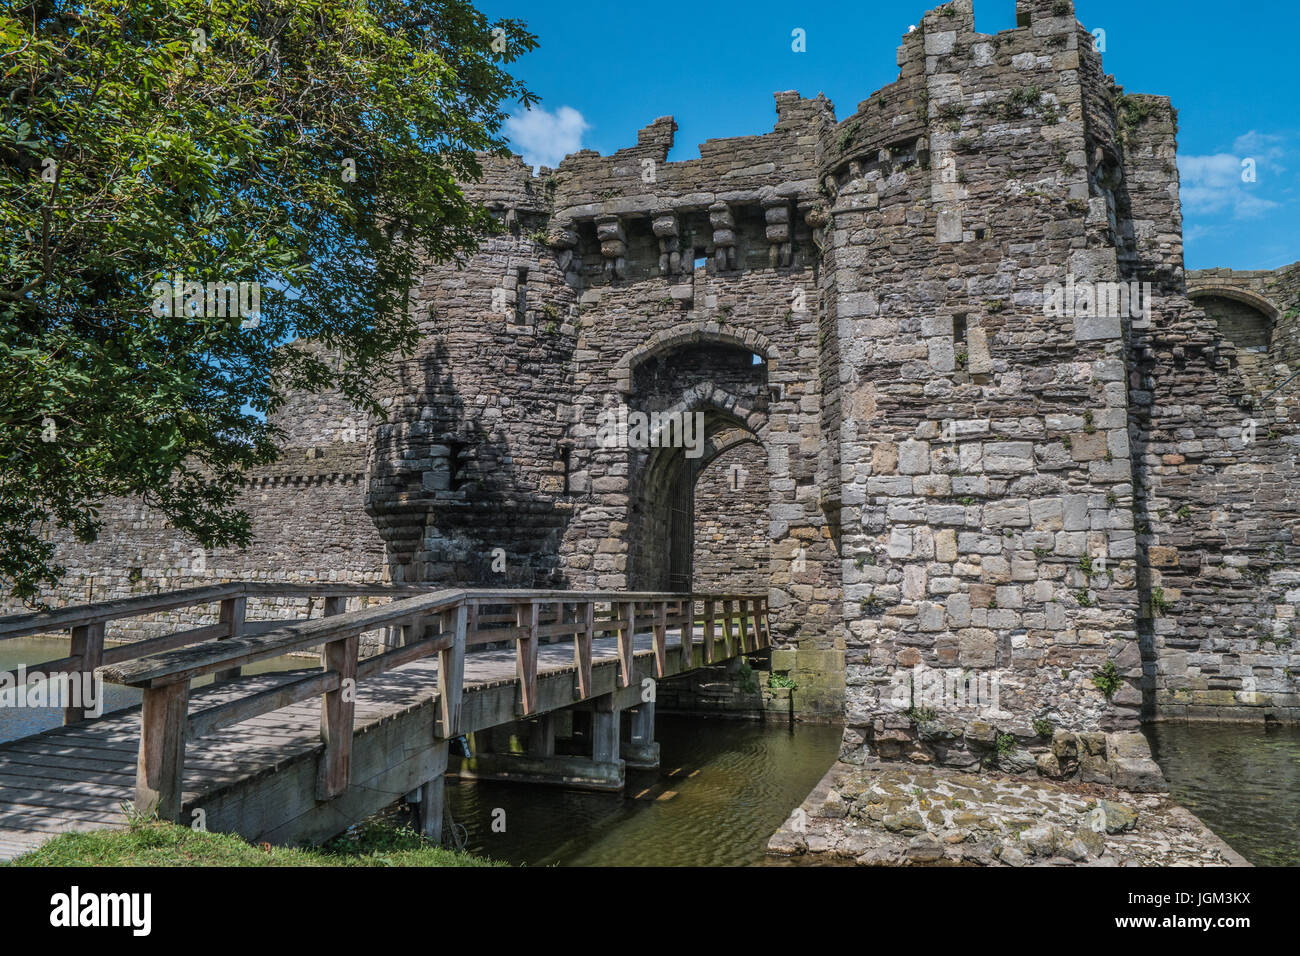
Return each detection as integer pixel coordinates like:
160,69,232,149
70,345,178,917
769,761,1251,866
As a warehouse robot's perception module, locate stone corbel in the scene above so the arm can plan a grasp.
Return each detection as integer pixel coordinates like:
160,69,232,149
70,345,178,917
596,216,626,279
709,203,737,271
804,205,829,250
544,220,580,273
763,200,792,268
652,212,684,275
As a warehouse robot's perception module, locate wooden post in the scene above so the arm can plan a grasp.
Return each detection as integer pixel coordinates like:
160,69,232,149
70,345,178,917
414,777,445,843
516,601,538,715
679,599,693,668
721,599,735,658
738,598,752,653
410,742,449,844
574,601,594,699
618,601,635,688
704,599,717,664
135,681,189,821
400,615,420,647
317,631,358,800
438,603,467,737
652,601,667,677
214,595,247,683
65,621,104,724
760,598,772,647
466,599,478,636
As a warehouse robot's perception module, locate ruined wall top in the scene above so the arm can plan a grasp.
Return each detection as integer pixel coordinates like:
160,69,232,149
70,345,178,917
462,0,1129,238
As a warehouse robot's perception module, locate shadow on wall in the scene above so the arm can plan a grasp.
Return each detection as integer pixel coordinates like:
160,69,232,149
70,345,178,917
365,338,574,589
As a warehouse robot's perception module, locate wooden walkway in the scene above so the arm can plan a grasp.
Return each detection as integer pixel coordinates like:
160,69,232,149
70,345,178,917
0,586,767,859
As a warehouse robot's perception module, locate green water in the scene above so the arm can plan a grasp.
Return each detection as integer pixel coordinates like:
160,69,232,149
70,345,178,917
1145,722,1300,867
0,636,311,744
439,717,1299,867
443,715,842,866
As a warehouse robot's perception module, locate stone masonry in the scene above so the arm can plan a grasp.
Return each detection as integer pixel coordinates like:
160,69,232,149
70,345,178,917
7,1,1299,781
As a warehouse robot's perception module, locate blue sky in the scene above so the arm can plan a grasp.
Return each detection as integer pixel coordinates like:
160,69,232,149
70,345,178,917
480,0,1298,271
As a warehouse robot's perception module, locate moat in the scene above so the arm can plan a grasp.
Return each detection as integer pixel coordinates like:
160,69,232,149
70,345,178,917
1144,722,1300,868
442,716,1298,868
443,715,842,866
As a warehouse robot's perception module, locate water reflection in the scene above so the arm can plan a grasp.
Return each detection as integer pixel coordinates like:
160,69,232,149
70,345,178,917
444,715,842,866
1145,721,1300,867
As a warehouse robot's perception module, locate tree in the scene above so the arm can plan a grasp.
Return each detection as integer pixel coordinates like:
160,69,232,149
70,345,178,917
0,0,537,603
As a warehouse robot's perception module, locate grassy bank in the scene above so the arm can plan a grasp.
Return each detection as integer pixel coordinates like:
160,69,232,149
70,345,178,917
6,819,501,867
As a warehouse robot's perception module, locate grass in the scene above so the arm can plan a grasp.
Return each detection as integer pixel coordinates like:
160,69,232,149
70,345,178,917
6,819,501,868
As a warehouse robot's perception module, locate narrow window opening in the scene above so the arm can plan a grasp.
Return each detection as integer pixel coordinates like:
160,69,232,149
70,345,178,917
516,268,529,318
559,446,571,495
953,313,968,344
447,440,467,491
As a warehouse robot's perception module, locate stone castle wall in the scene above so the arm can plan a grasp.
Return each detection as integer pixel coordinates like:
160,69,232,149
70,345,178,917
5,0,1298,756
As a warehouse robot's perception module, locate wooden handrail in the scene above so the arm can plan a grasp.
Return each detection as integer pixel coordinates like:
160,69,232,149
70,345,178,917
0,583,246,639
101,589,464,688
0,581,436,641
0,583,442,727
96,588,758,689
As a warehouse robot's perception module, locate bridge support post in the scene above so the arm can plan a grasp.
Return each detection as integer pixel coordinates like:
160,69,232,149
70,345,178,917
624,701,660,770
591,693,620,766
454,706,624,792
405,741,450,844
528,712,558,757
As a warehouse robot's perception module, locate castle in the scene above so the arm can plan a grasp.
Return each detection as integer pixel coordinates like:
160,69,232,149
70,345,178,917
12,0,1299,778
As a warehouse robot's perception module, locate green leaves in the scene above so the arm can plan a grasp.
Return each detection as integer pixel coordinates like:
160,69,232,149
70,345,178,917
0,0,536,604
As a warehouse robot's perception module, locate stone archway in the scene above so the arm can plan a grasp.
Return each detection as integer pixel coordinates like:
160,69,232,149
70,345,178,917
1187,286,1279,352
620,336,770,591
631,407,765,591
612,320,779,395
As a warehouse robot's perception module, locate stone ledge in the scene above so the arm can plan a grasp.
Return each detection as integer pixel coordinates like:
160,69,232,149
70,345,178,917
768,761,1250,867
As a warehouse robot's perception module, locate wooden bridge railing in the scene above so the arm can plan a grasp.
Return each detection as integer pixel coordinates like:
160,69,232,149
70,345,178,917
6,587,769,821
0,582,432,724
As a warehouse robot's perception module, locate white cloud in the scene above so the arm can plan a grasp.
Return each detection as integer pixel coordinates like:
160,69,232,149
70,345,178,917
504,106,589,171
1178,130,1286,220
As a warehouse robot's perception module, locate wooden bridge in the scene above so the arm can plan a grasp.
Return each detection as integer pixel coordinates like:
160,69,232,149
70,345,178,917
0,583,770,859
